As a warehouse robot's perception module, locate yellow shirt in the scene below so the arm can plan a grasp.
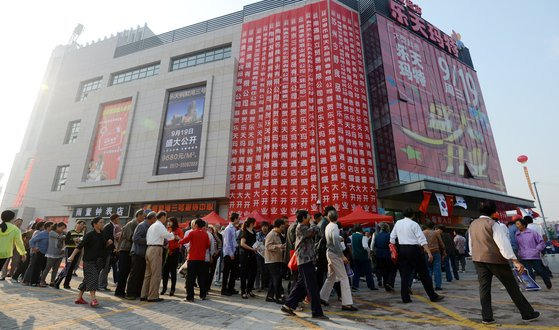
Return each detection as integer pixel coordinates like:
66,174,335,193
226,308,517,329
0,223,26,259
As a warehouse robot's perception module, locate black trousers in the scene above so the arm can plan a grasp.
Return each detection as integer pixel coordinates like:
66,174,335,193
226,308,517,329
240,252,257,294
316,251,328,287
126,254,146,298
520,259,552,288
186,260,209,300
256,254,270,289
266,262,283,300
284,262,323,317
206,257,218,292
24,252,47,285
473,261,534,320
377,257,397,287
162,251,180,292
221,255,238,293
0,258,7,270
398,245,438,303
12,249,30,281
115,251,132,296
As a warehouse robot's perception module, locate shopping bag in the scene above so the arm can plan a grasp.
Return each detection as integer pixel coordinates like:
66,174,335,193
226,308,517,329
389,243,398,265
288,250,298,271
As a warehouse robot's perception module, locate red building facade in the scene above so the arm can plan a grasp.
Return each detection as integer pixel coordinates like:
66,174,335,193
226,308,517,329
229,0,377,219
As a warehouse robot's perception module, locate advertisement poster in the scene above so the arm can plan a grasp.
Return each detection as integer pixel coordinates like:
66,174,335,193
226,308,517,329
157,85,206,175
229,1,376,219
86,99,132,182
369,15,506,192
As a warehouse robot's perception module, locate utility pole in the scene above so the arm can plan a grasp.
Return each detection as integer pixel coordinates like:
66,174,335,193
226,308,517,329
532,182,549,239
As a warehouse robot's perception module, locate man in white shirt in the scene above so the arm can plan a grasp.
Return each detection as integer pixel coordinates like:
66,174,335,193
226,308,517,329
141,211,174,302
319,210,358,311
469,201,539,324
525,216,547,241
390,208,443,304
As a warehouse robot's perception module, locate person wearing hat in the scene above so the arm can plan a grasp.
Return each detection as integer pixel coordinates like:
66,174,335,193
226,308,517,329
0,210,27,271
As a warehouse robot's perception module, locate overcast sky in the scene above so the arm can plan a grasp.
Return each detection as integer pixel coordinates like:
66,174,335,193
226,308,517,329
0,0,557,222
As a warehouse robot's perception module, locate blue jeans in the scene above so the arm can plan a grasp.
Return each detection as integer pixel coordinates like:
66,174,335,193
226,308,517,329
426,252,442,288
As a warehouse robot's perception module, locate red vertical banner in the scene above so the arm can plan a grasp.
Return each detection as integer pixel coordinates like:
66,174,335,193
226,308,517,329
230,1,377,219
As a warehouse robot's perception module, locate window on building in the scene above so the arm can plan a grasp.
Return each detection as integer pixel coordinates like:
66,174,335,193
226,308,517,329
171,44,232,71
63,120,81,144
77,77,103,101
111,63,160,85
52,165,69,192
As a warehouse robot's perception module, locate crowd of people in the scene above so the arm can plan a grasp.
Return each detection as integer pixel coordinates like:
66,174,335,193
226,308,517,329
0,200,552,324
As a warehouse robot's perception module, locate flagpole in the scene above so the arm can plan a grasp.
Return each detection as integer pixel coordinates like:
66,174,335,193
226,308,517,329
532,181,549,239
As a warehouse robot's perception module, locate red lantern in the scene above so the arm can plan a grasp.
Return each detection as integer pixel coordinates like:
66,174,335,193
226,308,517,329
517,155,528,164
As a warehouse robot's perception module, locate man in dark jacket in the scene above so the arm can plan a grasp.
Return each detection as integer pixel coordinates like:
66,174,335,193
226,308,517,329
435,225,459,282
98,214,118,291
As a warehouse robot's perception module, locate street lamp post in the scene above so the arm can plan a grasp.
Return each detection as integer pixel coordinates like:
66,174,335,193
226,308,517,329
532,181,549,239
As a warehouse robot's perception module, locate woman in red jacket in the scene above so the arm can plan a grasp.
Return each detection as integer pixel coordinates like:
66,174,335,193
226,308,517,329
161,217,183,296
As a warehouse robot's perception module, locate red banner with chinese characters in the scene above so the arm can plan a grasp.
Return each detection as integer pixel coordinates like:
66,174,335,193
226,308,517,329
86,99,132,182
372,15,506,193
229,0,376,219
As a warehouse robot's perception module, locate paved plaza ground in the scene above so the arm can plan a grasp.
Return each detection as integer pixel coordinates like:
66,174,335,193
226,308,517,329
1,261,558,330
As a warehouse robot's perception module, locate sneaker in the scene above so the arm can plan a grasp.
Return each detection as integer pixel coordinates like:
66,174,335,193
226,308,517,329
147,298,164,302
320,299,329,306
64,285,71,289
435,287,443,291
11,278,20,283
341,305,358,311
265,297,276,302
221,291,232,296
481,319,495,325
546,283,552,290
125,296,137,300
384,284,394,292
281,305,296,316
185,298,194,302
90,299,99,307
431,295,445,303
75,297,88,305
522,311,540,322
351,287,358,292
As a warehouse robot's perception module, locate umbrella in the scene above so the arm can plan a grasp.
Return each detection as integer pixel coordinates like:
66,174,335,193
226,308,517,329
338,206,393,228
202,211,228,227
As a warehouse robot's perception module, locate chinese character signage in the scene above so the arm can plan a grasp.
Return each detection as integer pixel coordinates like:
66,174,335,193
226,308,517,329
145,201,215,213
229,0,377,219
388,0,458,57
86,99,132,182
367,15,506,192
157,86,206,175
72,204,131,218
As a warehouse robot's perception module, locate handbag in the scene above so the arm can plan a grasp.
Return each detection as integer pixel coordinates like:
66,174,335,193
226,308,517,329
389,243,398,265
287,249,298,271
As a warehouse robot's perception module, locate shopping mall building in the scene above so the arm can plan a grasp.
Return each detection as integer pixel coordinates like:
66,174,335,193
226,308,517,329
1,0,533,228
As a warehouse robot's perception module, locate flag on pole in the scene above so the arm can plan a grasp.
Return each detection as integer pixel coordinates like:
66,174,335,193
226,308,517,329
454,196,467,209
517,207,540,219
419,191,432,214
435,193,448,216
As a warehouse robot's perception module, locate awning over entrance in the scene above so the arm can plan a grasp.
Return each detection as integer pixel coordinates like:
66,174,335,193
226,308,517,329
378,179,534,210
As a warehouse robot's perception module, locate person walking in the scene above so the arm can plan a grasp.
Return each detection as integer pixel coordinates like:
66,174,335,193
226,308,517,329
0,211,26,273
423,222,446,290
125,211,156,300
55,220,85,289
265,218,286,303
221,213,240,296
515,218,552,289
372,222,397,291
0,217,24,280
239,218,258,299
24,222,53,286
453,230,467,272
12,223,36,283
255,221,270,291
40,222,66,286
469,201,539,324
161,217,183,296
114,210,144,297
351,225,376,291
141,211,174,302
281,210,328,320
436,225,459,282
68,217,107,307
390,208,443,304
319,210,358,311
180,219,210,302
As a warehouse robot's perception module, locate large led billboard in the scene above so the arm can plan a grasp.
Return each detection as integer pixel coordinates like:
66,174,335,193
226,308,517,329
229,0,376,219
369,14,506,193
